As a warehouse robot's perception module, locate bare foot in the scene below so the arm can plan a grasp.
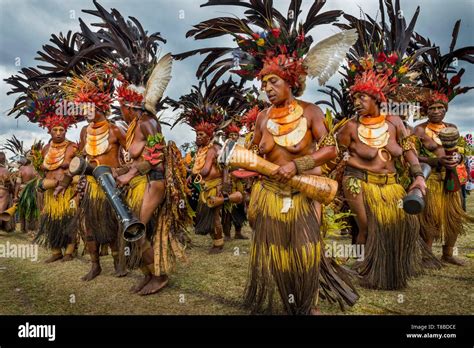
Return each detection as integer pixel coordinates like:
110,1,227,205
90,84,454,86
130,275,152,293
113,256,128,277
114,267,128,277
441,255,466,266
61,254,74,262
209,246,224,254
224,235,232,242
82,263,101,281
45,254,63,263
310,307,322,315
138,275,168,296
234,233,248,240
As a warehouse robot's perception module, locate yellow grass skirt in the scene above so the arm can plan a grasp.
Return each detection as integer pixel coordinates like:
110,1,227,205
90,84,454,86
79,176,119,244
419,171,474,244
126,175,147,215
356,180,423,290
195,178,221,235
35,185,76,249
126,169,187,276
245,179,358,314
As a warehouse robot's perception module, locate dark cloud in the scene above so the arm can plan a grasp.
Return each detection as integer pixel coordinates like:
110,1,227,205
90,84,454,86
1,0,473,148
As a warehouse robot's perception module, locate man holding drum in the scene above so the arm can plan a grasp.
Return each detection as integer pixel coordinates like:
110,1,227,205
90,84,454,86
413,22,474,266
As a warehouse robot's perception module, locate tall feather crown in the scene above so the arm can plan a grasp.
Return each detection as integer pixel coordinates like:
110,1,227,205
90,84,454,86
169,78,248,136
411,19,474,112
175,0,357,97
82,0,173,116
319,0,435,118
5,68,79,130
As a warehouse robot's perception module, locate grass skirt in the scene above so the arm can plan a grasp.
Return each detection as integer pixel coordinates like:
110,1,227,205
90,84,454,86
195,178,221,235
35,186,76,249
419,171,474,244
123,175,152,269
77,176,119,244
356,180,423,290
244,179,358,315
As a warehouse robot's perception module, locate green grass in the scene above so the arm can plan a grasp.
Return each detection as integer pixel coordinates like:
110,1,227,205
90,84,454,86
0,195,473,315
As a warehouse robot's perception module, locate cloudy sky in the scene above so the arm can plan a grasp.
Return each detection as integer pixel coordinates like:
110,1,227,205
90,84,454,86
0,0,473,156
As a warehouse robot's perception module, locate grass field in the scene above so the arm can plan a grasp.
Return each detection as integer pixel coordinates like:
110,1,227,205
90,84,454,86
0,196,473,315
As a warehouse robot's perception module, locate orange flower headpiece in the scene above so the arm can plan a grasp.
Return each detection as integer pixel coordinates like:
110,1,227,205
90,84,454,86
257,54,307,94
195,121,216,138
427,91,449,108
349,70,392,103
26,96,75,131
116,83,144,107
41,114,74,131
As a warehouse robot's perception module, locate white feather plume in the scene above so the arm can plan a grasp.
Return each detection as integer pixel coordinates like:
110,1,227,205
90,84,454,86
144,53,173,115
303,29,358,85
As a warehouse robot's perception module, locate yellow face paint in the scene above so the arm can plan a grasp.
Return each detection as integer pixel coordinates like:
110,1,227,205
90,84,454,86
262,74,281,82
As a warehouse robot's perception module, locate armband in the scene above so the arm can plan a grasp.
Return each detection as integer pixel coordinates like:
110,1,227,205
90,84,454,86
409,164,424,178
293,155,317,175
136,161,152,175
115,166,130,176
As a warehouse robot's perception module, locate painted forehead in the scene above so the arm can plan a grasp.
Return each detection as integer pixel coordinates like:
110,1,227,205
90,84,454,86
428,103,446,108
262,74,281,82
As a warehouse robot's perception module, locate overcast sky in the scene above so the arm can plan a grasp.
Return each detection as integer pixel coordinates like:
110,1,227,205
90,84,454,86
0,0,473,156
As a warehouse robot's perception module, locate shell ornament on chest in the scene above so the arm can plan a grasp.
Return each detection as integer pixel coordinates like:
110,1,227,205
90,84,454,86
85,121,110,157
266,101,307,148
357,115,392,162
425,123,446,146
43,140,69,171
357,116,390,149
192,144,212,175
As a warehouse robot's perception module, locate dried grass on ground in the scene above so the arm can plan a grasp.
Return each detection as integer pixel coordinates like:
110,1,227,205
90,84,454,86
0,196,472,315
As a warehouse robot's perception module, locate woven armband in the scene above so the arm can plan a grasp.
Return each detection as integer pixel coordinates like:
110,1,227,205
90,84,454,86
293,155,317,175
409,164,424,178
136,161,152,175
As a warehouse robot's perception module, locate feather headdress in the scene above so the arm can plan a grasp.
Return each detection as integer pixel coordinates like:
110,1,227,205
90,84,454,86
82,0,173,116
411,19,474,113
169,77,248,136
319,0,435,119
174,0,357,96
4,68,78,130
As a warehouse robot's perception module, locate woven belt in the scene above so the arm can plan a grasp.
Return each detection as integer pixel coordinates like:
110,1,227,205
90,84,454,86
344,166,397,185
